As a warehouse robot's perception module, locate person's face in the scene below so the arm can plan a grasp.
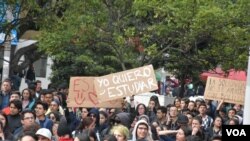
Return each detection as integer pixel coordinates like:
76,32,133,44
176,128,186,141
186,114,193,125
10,103,20,115
214,117,222,127
40,95,45,102
233,104,241,111
37,135,50,141
21,113,35,127
35,104,46,117
22,90,31,100
188,102,195,110
175,99,181,107
1,81,11,92
149,101,155,109
21,135,36,141
99,114,106,125
136,124,148,140
49,113,57,123
198,105,207,114
10,94,20,101
89,114,96,123
180,101,186,109
50,102,59,112
36,83,42,91
169,107,178,117
0,115,6,127
114,130,126,141
228,110,236,118
81,108,88,119
45,94,53,104
192,119,201,129
109,109,115,117
138,105,145,115
156,110,164,120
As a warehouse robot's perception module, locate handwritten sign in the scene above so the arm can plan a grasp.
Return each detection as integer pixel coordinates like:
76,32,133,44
94,65,158,102
67,77,123,108
204,77,246,105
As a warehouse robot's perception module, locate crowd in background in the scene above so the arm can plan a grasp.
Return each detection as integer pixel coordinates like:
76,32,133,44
0,76,244,141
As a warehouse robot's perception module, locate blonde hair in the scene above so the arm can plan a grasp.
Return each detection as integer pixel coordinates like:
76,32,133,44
110,124,129,140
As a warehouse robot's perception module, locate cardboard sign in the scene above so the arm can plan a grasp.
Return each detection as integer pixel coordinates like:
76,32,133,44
204,77,246,105
94,65,158,102
133,93,176,107
67,77,123,108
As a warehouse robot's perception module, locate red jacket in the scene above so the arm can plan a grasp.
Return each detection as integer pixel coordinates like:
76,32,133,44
58,137,74,141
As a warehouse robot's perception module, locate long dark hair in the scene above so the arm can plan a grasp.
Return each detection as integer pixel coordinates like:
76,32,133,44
77,117,94,131
135,103,147,116
22,88,33,101
0,112,8,131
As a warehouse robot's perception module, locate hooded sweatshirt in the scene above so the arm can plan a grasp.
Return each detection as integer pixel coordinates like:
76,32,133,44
116,112,131,128
132,119,153,141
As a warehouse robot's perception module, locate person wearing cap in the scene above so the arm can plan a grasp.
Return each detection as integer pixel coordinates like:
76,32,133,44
46,99,65,116
36,128,52,141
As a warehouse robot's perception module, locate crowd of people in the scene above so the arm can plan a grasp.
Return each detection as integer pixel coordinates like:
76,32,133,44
0,77,244,141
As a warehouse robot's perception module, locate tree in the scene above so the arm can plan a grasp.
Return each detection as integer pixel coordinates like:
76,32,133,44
39,0,145,85
38,0,250,95
132,0,250,96
0,0,63,77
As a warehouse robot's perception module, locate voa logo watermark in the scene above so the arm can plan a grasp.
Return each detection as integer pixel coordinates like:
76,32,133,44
226,129,246,136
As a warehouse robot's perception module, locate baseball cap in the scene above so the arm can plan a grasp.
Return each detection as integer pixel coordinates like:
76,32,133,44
36,128,52,140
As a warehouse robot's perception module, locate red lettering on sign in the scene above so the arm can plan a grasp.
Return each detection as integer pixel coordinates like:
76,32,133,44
73,79,90,105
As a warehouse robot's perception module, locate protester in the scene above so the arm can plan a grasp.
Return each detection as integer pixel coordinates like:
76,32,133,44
36,128,52,141
0,79,12,110
131,119,153,141
110,124,130,141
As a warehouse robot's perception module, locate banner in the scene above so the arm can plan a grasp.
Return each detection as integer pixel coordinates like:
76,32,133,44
94,65,158,102
204,77,246,105
67,77,123,108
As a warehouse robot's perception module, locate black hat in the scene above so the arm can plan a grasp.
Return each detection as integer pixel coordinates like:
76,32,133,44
177,114,189,125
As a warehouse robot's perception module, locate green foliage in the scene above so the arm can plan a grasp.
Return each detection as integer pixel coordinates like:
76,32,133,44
37,0,250,86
